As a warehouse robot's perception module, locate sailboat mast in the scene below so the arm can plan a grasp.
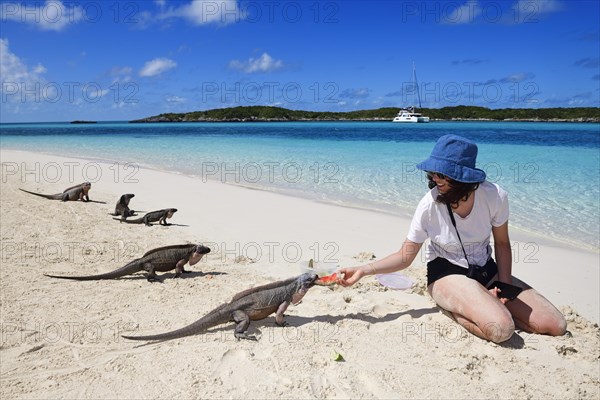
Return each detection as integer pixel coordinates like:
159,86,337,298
413,61,422,109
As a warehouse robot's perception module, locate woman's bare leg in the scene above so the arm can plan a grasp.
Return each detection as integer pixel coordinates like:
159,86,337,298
428,274,515,343
504,277,567,336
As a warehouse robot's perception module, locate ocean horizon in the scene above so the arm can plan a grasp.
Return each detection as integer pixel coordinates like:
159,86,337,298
1,121,598,251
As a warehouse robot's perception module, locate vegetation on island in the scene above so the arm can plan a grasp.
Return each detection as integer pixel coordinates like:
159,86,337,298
131,106,600,123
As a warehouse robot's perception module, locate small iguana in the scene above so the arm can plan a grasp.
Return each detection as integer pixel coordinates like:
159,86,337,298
114,208,177,226
44,243,210,282
122,272,318,341
109,193,136,218
19,182,91,202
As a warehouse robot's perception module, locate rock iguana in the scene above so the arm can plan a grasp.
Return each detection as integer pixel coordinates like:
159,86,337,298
122,273,318,341
19,182,91,202
115,208,177,226
109,193,136,218
44,243,210,282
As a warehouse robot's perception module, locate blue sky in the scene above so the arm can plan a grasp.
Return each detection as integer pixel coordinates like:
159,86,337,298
0,0,598,122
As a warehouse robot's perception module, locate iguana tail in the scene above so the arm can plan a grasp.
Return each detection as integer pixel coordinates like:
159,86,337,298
19,188,62,200
44,259,143,280
113,217,144,224
122,303,232,341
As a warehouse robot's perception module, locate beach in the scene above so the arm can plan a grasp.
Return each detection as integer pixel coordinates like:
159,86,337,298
1,148,599,399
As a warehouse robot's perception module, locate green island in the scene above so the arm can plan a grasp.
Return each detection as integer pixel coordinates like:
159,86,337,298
131,106,600,123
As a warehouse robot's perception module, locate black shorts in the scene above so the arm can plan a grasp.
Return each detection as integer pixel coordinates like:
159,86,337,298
427,257,498,287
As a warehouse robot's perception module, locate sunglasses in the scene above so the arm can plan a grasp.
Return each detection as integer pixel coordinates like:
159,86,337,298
426,171,449,181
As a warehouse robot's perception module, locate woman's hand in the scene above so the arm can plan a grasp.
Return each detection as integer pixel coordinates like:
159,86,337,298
489,286,508,305
336,266,365,287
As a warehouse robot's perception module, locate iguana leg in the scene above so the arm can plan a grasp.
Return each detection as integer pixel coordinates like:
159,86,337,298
61,193,69,202
142,263,161,282
174,259,188,278
232,310,256,341
275,301,291,327
144,217,152,226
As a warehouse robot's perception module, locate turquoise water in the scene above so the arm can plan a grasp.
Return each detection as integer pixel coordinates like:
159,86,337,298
1,121,599,250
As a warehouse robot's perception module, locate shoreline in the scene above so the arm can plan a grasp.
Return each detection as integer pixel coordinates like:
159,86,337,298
3,147,597,254
1,148,599,399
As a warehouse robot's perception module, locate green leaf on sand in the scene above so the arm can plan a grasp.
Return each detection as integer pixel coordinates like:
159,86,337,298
331,350,344,362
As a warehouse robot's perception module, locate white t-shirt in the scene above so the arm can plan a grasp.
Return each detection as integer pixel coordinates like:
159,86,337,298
407,181,509,267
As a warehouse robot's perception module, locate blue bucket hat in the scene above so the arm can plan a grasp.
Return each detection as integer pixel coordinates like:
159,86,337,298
416,134,486,183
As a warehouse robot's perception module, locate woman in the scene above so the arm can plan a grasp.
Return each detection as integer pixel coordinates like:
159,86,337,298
338,134,567,343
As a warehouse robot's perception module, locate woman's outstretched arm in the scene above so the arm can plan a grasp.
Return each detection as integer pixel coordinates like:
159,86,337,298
338,239,423,286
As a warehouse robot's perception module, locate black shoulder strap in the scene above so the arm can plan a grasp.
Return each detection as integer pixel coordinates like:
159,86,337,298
446,203,470,264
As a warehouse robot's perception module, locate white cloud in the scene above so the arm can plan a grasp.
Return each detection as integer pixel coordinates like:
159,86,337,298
511,0,563,23
139,58,177,77
1,0,84,31
33,64,48,74
229,53,284,73
499,72,536,83
160,0,243,25
0,38,48,101
514,0,562,15
166,95,186,103
109,66,133,84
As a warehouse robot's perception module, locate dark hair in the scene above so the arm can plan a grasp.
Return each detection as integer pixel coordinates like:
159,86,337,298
429,176,480,206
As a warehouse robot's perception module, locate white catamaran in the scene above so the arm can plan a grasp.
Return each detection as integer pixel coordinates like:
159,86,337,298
393,63,430,123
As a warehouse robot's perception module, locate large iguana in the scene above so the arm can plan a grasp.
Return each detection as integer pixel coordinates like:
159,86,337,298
114,208,177,226
44,243,210,282
19,182,91,202
122,273,318,341
109,193,136,218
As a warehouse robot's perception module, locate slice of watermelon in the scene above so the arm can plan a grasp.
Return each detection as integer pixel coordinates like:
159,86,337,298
315,272,342,286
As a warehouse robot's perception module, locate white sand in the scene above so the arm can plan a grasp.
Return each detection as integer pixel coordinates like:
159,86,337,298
1,149,598,399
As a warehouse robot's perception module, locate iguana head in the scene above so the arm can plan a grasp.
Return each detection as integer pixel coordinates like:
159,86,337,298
167,208,178,218
82,182,91,192
291,272,318,304
120,193,135,205
189,243,211,266
299,272,318,287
